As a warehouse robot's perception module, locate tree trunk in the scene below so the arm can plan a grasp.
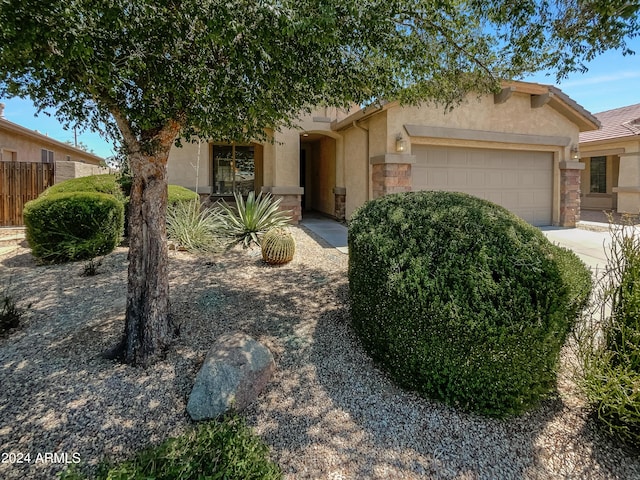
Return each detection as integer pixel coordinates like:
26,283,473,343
108,120,181,367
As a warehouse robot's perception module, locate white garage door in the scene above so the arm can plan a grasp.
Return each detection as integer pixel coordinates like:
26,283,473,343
412,145,553,226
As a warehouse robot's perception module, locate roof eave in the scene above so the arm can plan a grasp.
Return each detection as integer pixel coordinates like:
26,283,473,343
546,85,601,132
0,117,105,162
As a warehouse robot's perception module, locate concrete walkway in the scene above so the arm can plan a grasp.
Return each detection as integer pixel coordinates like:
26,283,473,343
0,227,26,257
300,215,348,254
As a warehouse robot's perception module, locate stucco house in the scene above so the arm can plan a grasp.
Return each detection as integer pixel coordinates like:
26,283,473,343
0,105,104,164
167,80,599,227
579,103,640,214
0,103,110,225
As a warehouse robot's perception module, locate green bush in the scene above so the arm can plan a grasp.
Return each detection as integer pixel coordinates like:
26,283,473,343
36,174,201,241
59,414,282,480
348,191,591,417
578,220,640,448
168,184,199,207
24,192,124,263
551,244,593,323
42,174,125,201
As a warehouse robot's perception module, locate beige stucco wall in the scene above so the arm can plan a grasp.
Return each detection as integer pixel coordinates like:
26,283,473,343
580,138,640,213
272,129,300,187
167,141,210,193
342,126,369,218
0,123,103,165
54,161,112,184
387,93,580,153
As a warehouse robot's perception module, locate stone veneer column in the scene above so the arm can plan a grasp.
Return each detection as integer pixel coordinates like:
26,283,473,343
559,161,585,227
333,187,346,221
370,154,416,198
262,186,303,224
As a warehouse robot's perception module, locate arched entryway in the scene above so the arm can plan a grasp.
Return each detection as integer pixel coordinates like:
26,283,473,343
299,133,337,218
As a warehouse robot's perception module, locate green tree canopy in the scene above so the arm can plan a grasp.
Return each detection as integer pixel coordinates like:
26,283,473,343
1,0,637,365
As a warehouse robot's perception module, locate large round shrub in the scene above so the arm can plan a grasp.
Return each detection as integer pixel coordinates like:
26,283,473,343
24,192,124,263
348,191,591,417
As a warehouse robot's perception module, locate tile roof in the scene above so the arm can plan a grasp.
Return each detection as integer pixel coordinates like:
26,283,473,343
580,103,640,143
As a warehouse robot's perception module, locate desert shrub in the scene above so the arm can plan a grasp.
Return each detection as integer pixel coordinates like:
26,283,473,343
349,191,591,417
166,200,226,254
220,191,291,247
1,286,29,334
59,414,282,480
168,184,199,207
24,192,124,263
41,174,125,201
577,219,640,448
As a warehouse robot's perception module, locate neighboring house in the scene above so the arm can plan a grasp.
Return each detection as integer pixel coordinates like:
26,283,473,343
0,103,107,183
579,103,640,214
167,80,599,227
0,103,110,225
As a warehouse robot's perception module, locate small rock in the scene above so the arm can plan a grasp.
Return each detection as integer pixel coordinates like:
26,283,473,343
187,332,275,420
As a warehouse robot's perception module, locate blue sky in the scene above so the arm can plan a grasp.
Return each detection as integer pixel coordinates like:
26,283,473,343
524,36,640,113
2,37,639,160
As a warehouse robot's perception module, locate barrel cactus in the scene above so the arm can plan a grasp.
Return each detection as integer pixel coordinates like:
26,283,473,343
261,228,295,264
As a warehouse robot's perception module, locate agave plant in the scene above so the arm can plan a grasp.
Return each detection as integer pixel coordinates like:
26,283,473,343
166,200,226,254
220,191,291,247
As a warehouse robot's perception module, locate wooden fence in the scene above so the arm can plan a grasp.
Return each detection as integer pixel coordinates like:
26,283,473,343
0,161,54,226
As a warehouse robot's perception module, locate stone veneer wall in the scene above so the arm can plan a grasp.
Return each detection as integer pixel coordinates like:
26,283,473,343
371,163,412,198
559,161,585,227
275,194,302,224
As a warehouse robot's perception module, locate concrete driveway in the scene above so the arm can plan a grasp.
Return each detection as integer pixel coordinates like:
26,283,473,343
541,227,611,271
300,214,618,272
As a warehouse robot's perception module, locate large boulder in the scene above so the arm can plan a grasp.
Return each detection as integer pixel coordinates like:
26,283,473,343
187,332,275,421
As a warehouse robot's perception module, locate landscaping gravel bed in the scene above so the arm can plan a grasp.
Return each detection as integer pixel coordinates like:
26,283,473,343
1,225,638,479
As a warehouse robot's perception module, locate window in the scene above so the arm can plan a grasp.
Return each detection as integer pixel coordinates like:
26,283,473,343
590,156,607,193
212,144,255,195
41,149,54,164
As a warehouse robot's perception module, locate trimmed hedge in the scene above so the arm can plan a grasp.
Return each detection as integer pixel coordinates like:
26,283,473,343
41,174,125,201
44,175,198,238
24,192,124,263
168,184,199,207
348,191,591,417
43,174,195,207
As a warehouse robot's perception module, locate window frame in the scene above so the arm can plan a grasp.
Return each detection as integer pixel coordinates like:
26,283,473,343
211,143,255,196
589,156,607,194
41,149,54,164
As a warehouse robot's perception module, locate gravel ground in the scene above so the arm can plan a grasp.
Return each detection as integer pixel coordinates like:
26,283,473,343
1,226,639,479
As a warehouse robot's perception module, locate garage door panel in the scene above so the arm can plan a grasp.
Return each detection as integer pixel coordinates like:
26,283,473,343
430,169,449,185
487,172,504,187
413,145,553,226
448,150,469,167
468,171,486,187
519,173,537,187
